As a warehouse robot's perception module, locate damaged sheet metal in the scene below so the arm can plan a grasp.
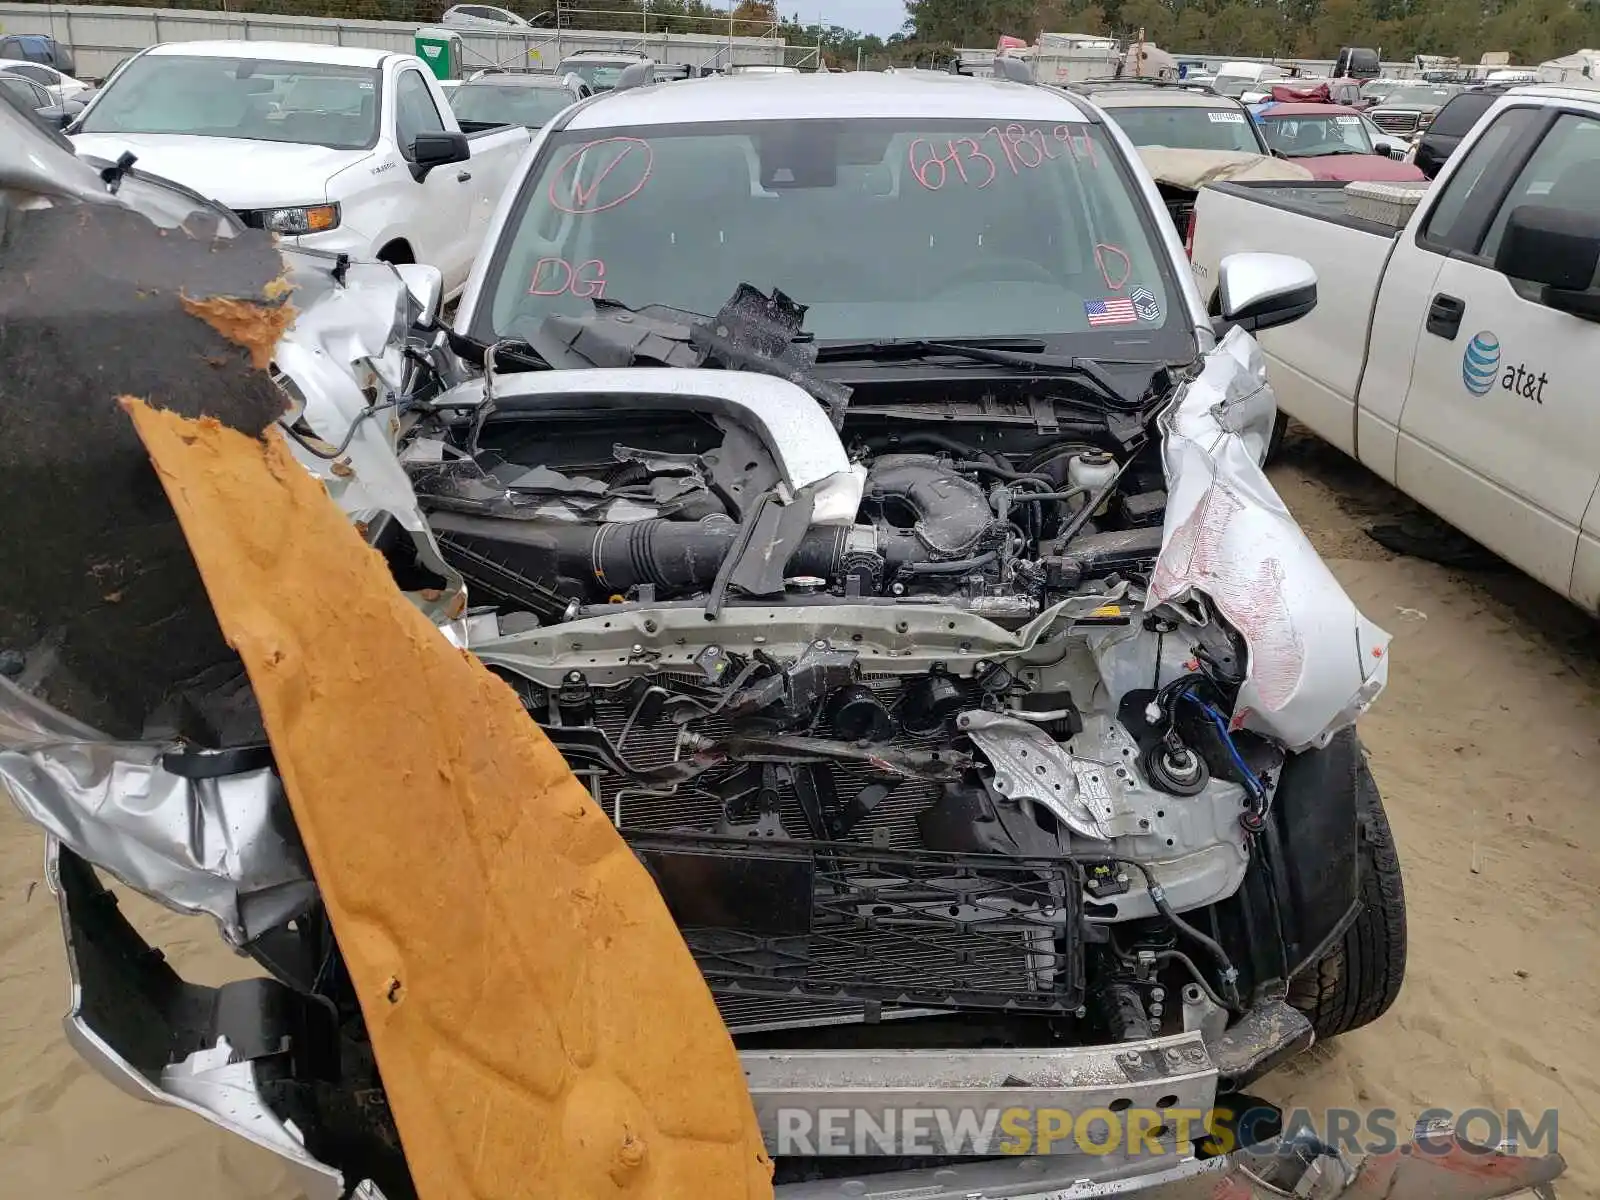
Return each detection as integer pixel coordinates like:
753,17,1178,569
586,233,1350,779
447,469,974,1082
1149,327,1390,751
49,842,354,1200
272,255,468,625
0,98,389,940
0,677,315,943
430,368,864,524
956,711,1114,840
533,284,852,429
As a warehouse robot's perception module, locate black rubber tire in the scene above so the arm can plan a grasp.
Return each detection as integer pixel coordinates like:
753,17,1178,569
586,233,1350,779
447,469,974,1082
1288,754,1407,1038
1265,410,1289,466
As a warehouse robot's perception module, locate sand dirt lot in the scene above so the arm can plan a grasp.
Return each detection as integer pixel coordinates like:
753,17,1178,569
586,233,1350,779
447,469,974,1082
3,428,1597,1198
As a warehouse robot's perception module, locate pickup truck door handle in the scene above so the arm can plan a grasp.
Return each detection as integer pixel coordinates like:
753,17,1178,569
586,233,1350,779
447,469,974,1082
456,170,472,183
1426,293,1466,340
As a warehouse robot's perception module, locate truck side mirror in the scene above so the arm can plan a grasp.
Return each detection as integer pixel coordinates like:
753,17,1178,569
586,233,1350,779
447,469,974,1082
410,130,469,181
611,61,655,93
394,262,444,326
1495,204,1600,323
1215,252,1318,335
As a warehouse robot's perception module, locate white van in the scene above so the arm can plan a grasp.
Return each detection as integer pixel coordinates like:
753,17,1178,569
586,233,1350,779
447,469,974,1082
1210,60,1288,97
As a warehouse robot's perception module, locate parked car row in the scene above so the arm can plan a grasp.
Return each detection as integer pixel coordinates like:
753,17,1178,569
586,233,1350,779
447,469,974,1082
0,57,90,105
446,69,590,130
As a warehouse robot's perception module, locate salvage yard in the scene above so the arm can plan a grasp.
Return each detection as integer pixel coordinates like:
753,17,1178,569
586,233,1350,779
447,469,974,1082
3,427,1599,1197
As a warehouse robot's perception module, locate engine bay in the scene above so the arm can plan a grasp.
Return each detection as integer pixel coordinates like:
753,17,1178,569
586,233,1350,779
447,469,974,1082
376,329,1277,1045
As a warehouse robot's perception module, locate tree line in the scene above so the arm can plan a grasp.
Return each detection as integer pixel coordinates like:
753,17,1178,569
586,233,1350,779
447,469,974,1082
13,0,1600,66
905,0,1600,67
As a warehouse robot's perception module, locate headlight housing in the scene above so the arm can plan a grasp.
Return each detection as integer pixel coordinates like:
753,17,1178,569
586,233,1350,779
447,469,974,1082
261,203,340,235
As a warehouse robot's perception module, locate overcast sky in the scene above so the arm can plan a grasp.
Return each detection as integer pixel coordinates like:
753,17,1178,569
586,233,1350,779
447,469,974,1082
778,0,907,37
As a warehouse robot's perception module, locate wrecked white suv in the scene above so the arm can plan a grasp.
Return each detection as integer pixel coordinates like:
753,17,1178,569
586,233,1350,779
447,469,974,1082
0,73,1566,1200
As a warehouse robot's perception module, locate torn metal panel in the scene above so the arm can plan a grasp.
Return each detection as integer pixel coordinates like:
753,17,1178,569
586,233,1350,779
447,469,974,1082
48,842,354,1200
272,255,468,626
956,710,1114,840
0,679,314,944
1150,328,1390,751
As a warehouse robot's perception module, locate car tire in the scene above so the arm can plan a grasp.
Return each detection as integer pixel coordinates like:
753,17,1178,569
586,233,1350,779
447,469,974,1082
1288,753,1407,1039
1265,410,1289,465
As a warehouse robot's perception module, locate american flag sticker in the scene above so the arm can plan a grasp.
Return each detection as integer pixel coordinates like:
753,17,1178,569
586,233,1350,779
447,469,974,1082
1131,285,1162,322
1084,297,1138,327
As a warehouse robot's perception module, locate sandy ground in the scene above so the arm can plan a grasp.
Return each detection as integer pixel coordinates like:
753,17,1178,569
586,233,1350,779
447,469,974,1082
3,427,1598,1197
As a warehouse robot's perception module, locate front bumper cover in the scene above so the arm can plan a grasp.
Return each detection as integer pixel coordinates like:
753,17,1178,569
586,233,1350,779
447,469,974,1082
46,840,1562,1200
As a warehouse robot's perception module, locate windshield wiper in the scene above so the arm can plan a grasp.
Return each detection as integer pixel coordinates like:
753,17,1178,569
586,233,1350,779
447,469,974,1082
814,338,1147,408
445,329,551,372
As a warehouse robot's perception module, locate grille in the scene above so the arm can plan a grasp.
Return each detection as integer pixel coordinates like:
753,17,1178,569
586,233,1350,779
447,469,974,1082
1371,111,1420,134
550,671,1089,1027
630,833,1086,1015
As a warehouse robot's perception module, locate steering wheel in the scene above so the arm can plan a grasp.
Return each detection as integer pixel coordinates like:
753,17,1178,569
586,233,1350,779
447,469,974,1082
934,258,1057,290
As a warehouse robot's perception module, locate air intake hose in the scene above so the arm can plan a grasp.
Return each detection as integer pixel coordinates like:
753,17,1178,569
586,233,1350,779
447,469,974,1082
430,512,849,597
431,451,1005,600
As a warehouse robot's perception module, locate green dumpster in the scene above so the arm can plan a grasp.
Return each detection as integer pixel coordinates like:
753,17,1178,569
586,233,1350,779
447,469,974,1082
414,27,463,81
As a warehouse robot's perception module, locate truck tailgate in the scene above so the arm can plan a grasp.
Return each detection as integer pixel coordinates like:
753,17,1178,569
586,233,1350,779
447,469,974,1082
1191,181,1400,456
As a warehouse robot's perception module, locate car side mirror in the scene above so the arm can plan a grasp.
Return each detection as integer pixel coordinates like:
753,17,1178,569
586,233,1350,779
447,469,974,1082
393,262,444,326
611,61,655,93
1495,204,1600,323
410,130,469,180
1215,251,1318,335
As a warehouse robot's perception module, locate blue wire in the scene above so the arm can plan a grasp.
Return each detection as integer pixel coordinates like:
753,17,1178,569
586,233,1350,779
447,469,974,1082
1182,689,1266,803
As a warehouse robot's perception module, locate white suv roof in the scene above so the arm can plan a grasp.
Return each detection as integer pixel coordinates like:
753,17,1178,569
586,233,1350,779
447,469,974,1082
565,71,1095,130
1080,85,1247,110
141,40,389,69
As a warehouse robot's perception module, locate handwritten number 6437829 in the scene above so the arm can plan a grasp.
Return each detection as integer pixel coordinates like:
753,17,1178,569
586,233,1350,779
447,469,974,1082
907,125,1099,193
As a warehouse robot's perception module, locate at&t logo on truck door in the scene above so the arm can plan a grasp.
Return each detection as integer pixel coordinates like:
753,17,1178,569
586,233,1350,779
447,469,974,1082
1462,330,1549,403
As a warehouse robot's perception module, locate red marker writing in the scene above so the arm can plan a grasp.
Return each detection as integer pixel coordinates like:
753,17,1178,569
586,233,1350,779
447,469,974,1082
529,256,607,298
548,137,653,215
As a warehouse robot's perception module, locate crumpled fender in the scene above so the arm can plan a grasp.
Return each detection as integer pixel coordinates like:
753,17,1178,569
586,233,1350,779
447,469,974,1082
1150,327,1390,751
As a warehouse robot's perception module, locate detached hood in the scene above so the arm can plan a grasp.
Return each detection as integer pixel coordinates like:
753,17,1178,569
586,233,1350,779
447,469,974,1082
69,133,366,208
1138,147,1313,190
1294,153,1427,181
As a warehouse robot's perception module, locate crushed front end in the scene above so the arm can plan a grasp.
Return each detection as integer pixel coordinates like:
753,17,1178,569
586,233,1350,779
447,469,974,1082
0,97,1565,1200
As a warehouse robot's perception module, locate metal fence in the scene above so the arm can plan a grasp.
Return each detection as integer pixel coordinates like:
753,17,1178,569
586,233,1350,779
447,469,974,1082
956,47,1431,80
0,1,793,78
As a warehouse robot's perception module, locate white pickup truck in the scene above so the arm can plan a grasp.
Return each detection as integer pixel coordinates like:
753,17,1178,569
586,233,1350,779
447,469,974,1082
1192,85,1600,612
69,41,531,296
